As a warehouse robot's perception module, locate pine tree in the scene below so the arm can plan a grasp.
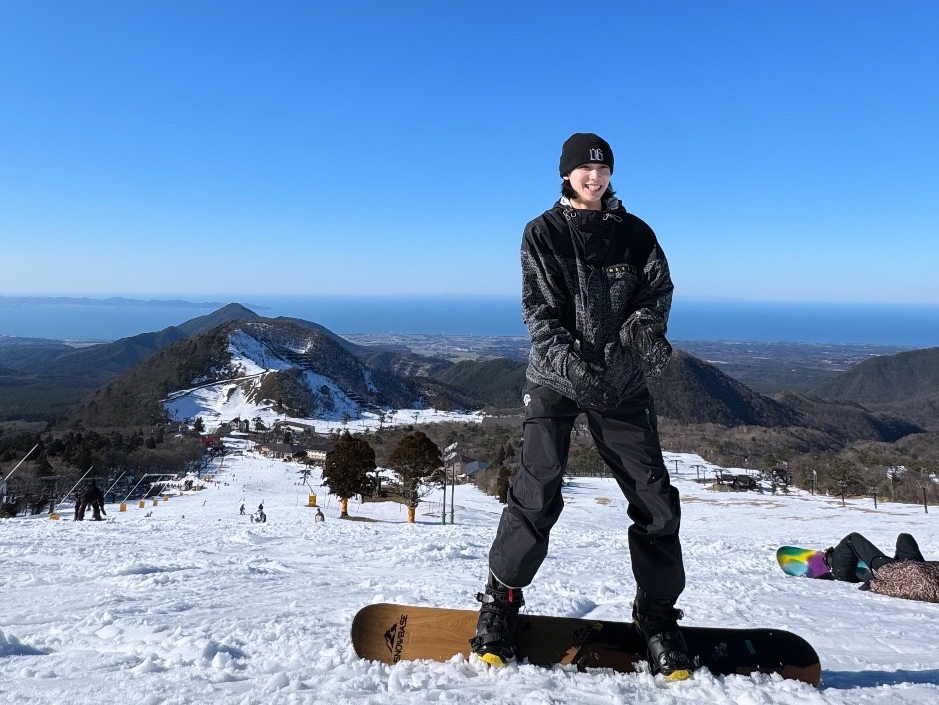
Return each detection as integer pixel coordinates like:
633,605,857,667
388,431,443,508
322,431,375,517
36,453,53,477
297,460,314,488
496,464,512,504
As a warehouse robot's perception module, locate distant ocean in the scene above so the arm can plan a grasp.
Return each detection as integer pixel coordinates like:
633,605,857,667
1,295,939,347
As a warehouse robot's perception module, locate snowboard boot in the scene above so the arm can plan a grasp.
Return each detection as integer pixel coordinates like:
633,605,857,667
894,533,924,562
632,589,695,681
470,572,525,666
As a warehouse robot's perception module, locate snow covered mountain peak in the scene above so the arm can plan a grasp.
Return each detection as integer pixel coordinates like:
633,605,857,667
164,322,419,430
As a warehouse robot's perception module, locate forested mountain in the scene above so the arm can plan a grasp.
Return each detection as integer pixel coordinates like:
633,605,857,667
648,350,796,426
173,302,261,336
813,347,939,428
431,358,528,410
65,320,421,428
0,304,383,421
2,302,932,454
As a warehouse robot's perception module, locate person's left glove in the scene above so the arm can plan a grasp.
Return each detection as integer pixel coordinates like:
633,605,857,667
565,353,619,409
621,318,672,377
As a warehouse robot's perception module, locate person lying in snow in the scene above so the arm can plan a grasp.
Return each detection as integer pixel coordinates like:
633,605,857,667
825,532,939,603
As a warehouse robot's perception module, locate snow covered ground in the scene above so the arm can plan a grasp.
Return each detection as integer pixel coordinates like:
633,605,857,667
2,438,937,704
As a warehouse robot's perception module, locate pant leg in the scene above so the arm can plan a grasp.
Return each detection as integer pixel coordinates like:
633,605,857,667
894,533,924,562
829,533,890,582
586,389,685,600
488,385,578,588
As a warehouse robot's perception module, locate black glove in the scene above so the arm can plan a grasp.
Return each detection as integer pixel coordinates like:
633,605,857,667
623,320,672,377
636,323,672,376
566,354,618,409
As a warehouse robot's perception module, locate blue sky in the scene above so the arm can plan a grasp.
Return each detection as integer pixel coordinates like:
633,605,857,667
1,1,937,303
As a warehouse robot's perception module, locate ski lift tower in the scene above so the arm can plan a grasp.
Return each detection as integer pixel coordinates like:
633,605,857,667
443,442,458,525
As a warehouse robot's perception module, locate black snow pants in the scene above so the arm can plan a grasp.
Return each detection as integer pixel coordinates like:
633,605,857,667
828,532,891,583
488,384,685,600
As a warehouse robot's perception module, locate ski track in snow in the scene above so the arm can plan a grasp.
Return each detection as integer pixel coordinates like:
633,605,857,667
1,439,937,704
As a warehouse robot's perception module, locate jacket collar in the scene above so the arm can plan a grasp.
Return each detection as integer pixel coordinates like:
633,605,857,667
558,195,622,211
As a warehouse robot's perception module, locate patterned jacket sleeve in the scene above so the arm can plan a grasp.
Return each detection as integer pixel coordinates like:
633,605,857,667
622,239,674,336
521,226,576,379
870,561,939,604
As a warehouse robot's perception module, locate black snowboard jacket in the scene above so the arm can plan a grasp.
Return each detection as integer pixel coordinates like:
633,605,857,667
521,196,673,405
84,483,104,503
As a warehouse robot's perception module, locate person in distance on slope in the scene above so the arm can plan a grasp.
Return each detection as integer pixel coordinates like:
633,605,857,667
472,133,693,680
78,480,106,521
73,496,85,521
824,532,939,603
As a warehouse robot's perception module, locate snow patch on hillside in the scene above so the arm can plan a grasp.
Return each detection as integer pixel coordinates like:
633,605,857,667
363,368,379,394
164,330,483,431
228,329,292,374
301,369,358,416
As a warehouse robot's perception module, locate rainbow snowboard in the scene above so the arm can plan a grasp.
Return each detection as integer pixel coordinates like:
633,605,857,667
776,546,832,579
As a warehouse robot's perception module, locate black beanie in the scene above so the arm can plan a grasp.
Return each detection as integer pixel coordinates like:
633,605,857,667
559,133,613,176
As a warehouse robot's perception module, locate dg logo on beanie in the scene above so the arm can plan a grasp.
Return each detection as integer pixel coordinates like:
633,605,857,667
559,133,614,176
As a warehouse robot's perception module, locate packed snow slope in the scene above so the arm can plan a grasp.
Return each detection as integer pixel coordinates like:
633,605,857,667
2,439,938,705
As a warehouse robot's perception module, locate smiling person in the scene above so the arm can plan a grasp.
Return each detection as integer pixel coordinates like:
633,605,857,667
470,133,693,680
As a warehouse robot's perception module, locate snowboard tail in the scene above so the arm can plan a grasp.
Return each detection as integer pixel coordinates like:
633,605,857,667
777,546,832,579
351,603,821,686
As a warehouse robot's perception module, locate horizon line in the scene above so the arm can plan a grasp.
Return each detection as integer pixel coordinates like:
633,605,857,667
3,293,939,308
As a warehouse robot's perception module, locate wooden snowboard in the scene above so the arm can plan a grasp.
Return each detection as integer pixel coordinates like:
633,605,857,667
351,603,821,686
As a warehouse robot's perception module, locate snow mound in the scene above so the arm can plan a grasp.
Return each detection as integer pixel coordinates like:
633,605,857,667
0,628,46,656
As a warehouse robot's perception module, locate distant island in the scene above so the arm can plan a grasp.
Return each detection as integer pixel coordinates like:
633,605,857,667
0,296,267,309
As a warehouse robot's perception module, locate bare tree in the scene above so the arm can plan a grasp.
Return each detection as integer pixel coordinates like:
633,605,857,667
886,465,906,500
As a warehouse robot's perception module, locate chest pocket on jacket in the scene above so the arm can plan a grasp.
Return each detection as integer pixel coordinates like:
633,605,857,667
605,263,639,316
